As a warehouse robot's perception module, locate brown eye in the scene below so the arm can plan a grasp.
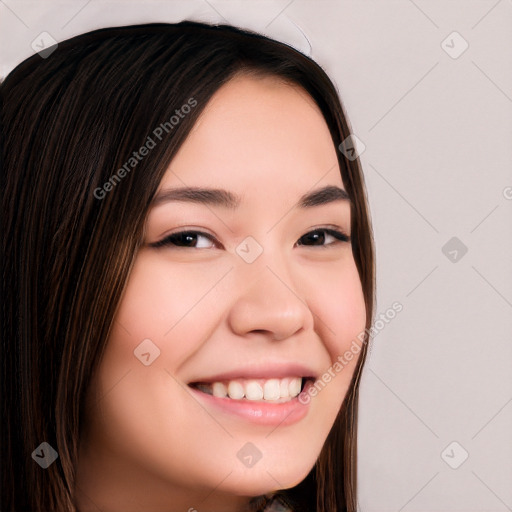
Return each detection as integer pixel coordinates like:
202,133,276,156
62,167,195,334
150,231,218,249
297,229,350,247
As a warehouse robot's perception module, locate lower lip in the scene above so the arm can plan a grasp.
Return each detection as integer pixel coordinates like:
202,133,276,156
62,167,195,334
188,380,314,427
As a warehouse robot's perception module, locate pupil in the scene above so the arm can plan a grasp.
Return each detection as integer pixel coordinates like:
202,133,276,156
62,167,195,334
305,231,324,245
178,233,196,246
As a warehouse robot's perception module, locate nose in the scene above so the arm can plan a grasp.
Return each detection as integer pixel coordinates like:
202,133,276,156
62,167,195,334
227,261,314,342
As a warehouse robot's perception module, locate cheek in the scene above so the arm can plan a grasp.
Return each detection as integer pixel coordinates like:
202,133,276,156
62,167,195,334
309,256,367,357
112,253,231,364
304,257,366,411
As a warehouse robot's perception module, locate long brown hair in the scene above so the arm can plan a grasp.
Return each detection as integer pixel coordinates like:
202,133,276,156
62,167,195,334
1,21,375,511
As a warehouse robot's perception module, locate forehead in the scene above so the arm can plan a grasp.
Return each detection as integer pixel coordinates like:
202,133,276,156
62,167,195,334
160,74,343,197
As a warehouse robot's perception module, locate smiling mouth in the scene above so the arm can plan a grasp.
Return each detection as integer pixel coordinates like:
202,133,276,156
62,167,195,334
189,376,314,403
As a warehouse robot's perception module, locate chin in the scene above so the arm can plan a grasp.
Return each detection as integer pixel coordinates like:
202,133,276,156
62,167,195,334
225,457,314,497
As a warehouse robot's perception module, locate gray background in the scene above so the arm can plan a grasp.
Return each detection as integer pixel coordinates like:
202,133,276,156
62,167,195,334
1,1,511,510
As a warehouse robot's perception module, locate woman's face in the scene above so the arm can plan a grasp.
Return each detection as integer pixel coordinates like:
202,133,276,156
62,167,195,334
77,74,366,511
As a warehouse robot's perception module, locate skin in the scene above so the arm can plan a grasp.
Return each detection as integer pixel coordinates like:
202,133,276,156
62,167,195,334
75,74,366,512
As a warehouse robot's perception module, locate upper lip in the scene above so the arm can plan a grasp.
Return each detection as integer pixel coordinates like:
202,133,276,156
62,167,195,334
188,362,319,384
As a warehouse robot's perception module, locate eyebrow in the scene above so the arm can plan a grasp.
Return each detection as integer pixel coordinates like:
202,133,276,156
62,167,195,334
151,184,350,209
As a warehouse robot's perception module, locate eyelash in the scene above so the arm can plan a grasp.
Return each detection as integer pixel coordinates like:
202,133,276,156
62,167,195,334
150,228,350,250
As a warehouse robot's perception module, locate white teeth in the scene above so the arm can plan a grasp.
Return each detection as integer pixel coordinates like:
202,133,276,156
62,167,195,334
263,379,280,400
196,377,305,401
289,377,302,397
245,381,264,401
279,378,290,398
227,381,245,400
212,382,228,398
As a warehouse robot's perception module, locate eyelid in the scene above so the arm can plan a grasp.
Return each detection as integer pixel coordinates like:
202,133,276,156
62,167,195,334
296,227,351,247
149,229,220,249
149,225,350,249
307,224,350,240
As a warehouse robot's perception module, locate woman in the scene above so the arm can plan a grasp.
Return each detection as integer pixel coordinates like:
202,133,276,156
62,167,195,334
1,21,375,511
